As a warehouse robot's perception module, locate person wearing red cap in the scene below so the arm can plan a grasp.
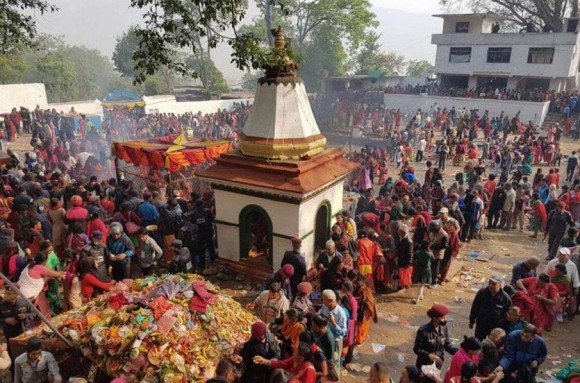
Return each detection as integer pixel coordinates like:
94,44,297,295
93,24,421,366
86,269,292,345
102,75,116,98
413,304,457,369
281,237,307,299
543,200,574,260
267,264,295,302
239,321,280,383
292,282,314,313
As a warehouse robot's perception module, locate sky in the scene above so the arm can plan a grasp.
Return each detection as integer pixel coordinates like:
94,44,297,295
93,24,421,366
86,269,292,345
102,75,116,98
33,0,448,83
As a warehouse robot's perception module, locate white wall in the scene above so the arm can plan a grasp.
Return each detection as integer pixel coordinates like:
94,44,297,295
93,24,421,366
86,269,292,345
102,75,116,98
441,15,488,34
432,32,580,79
49,100,103,117
299,182,346,268
384,93,551,125
143,95,253,115
0,83,48,113
213,179,346,270
213,189,300,268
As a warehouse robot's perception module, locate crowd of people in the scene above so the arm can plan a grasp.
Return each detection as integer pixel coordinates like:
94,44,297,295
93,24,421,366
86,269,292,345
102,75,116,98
0,91,578,383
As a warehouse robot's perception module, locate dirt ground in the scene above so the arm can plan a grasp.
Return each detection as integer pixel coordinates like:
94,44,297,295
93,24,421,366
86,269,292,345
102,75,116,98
4,129,580,383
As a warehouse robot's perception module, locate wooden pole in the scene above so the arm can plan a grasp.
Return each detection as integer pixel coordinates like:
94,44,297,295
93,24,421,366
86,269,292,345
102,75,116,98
0,272,74,348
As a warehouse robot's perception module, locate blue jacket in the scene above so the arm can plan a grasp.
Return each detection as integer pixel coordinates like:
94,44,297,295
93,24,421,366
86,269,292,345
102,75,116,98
499,331,547,373
106,234,135,266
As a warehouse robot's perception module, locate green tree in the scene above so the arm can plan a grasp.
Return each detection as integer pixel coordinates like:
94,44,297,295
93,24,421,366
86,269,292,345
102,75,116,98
406,60,433,77
240,71,262,92
441,0,577,32
0,55,26,83
299,26,346,91
289,0,377,49
185,54,230,97
0,0,58,53
35,52,78,102
353,31,406,76
113,26,140,78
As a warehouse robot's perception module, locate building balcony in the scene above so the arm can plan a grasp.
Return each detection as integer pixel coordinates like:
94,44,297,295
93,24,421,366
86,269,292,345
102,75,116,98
431,32,579,46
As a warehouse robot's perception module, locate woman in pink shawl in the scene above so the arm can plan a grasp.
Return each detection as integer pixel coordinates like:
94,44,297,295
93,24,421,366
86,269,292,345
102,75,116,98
443,336,481,383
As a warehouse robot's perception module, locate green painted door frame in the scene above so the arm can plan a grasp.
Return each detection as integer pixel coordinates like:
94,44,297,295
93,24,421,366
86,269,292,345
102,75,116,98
239,205,274,266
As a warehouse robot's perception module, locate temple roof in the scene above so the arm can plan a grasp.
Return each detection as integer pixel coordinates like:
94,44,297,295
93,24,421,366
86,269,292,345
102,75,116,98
196,148,357,196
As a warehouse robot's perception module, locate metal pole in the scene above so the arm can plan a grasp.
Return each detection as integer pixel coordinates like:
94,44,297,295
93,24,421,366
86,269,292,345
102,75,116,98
0,272,74,348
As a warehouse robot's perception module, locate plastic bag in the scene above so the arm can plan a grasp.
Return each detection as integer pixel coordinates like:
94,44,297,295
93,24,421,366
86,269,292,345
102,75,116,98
556,359,580,381
421,362,441,381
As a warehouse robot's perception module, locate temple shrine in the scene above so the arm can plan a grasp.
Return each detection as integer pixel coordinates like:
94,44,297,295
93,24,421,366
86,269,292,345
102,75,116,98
197,27,357,277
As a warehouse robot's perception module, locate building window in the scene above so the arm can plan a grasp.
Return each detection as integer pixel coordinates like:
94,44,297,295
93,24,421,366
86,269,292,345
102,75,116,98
487,47,512,63
528,48,555,64
449,47,471,63
455,22,470,33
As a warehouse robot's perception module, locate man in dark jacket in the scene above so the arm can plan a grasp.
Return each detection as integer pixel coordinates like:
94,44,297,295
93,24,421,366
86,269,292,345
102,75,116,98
487,184,506,229
191,199,215,271
469,275,512,340
280,237,307,299
543,201,575,260
239,322,280,383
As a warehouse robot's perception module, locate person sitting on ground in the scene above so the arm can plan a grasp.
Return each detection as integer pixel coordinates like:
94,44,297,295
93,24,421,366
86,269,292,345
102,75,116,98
14,336,62,383
495,323,547,383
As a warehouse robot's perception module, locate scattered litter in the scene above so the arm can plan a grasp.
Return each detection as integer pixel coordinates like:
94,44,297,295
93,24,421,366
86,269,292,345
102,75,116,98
362,365,372,373
447,317,455,322
454,296,466,304
398,353,405,363
372,343,386,353
385,313,400,323
552,361,563,365
403,323,420,331
467,252,480,258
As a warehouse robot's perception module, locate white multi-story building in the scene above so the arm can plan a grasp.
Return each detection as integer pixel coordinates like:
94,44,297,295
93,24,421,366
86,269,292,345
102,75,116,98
432,13,580,91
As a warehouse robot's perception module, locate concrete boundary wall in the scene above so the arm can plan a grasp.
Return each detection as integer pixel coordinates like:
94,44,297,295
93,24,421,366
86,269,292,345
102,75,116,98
0,83,48,113
384,94,551,126
143,96,253,115
49,100,103,117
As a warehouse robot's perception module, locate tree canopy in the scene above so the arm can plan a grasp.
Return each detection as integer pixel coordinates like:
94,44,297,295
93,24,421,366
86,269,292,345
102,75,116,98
441,0,578,31
0,0,58,54
406,60,433,77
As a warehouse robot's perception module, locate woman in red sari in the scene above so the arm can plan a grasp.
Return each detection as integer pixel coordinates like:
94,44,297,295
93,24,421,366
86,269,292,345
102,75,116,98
515,274,559,333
